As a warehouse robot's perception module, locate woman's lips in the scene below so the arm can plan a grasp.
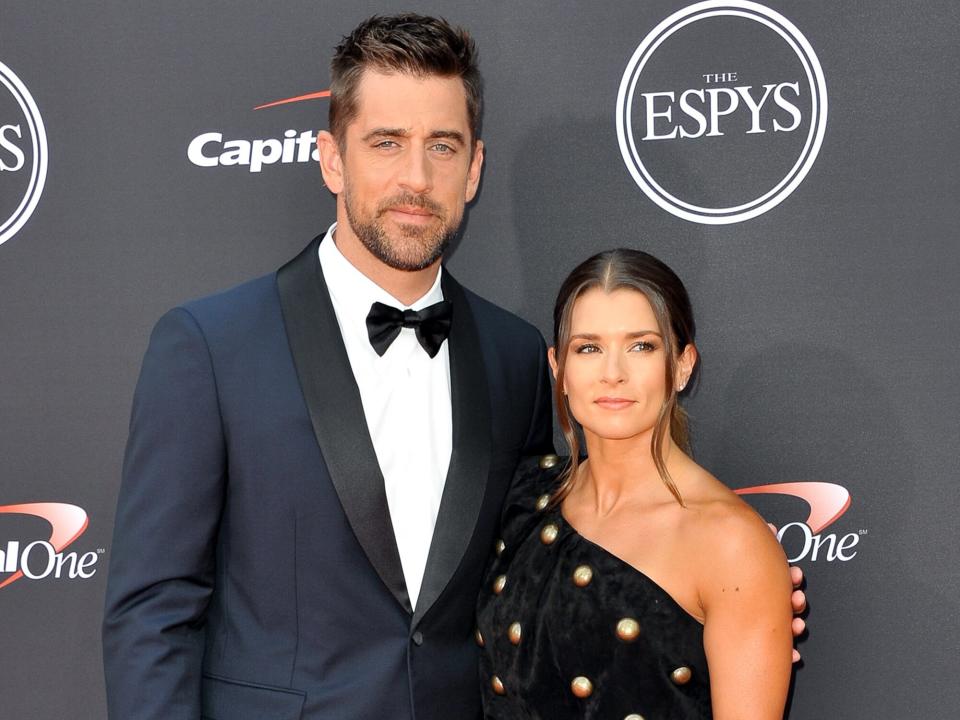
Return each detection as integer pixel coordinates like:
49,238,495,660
594,397,635,410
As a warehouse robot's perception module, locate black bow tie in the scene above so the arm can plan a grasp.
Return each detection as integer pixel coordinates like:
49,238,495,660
366,300,453,358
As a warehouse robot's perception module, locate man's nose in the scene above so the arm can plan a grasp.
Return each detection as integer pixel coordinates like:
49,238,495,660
398,148,432,194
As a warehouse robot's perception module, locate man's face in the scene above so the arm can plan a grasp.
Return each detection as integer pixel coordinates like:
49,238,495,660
321,70,484,271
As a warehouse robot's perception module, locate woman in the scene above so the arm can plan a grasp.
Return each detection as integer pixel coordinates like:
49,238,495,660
478,249,793,719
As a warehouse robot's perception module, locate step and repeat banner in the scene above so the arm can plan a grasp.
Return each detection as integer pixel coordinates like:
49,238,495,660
2,1,958,718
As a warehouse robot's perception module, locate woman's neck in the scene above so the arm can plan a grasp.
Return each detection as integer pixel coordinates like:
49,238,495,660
576,431,683,515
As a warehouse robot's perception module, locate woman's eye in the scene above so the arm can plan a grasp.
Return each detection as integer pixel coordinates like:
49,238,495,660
630,341,657,352
574,343,600,354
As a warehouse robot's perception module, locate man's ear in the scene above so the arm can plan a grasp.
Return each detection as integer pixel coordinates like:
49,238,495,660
464,139,484,203
317,131,344,194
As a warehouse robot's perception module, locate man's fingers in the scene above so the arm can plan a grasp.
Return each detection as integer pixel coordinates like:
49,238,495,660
790,565,803,588
792,616,806,637
791,617,805,664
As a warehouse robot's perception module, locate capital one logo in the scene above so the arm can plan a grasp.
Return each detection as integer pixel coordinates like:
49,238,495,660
615,1,828,224
0,503,100,589
736,482,861,562
187,89,330,173
0,61,48,246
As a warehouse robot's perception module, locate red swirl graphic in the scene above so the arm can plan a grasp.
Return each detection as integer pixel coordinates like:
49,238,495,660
0,503,89,589
735,482,851,534
254,89,331,111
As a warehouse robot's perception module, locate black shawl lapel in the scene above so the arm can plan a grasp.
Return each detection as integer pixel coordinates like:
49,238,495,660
277,236,411,614
413,270,492,627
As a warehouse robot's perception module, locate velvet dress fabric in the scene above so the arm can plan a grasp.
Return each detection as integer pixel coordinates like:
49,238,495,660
477,456,712,719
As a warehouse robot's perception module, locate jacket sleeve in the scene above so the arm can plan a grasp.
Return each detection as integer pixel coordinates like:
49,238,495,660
521,332,555,457
102,307,227,719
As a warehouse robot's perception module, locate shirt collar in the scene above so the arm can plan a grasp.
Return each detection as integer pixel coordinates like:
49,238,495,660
318,222,445,339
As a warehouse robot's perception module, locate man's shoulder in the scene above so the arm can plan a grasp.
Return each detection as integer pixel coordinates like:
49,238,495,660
177,271,279,327
451,273,542,343
143,272,284,352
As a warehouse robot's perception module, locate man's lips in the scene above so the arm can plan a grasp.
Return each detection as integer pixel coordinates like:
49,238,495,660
594,397,636,410
385,206,435,221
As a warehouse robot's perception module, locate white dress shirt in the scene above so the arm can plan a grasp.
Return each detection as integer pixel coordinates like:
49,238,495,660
318,224,452,609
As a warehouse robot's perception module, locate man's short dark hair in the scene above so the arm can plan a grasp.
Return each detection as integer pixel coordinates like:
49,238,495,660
329,13,482,147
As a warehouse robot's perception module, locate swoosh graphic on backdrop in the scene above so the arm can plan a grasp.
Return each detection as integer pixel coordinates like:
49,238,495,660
0,503,89,589
254,89,331,110
735,482,851,534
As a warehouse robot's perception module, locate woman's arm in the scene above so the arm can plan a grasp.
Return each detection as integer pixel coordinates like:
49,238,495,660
700,504,794,720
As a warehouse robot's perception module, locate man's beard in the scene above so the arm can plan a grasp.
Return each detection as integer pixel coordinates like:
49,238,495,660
344,188,461,272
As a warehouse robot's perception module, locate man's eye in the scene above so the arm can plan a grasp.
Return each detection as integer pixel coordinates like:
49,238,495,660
374,140,399,149
431,143,454,153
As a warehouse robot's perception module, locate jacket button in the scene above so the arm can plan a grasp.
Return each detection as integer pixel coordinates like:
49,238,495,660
412,631,424,646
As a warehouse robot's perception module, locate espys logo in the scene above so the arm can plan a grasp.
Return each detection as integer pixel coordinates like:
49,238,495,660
0,503,101,589
615,1,827,224
736,482,862,562
0,61,48,246
187,89,330,173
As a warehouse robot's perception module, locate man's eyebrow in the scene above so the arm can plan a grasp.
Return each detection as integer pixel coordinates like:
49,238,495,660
360,128,467,144
361,127,410,142
428,130,466,144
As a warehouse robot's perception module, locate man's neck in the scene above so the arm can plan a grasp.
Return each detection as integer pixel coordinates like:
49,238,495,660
332,226,441,307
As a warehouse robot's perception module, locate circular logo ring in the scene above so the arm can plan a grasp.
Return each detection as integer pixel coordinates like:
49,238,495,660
0,61,48,246
616,1,827,224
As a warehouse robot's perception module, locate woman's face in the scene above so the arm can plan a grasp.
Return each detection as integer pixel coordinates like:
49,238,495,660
551,287,691,444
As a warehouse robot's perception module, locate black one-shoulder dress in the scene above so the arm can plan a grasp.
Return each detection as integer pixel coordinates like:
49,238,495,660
477,456,712,719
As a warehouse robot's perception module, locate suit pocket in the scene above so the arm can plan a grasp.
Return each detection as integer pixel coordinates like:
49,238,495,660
201,673,306,720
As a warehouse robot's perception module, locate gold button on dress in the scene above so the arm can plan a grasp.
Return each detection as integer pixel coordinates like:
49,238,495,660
616,617,641,642
508,622,522,645
572,564,593,587
540,523,559,544
570,676,594,698
671,666,693,685
539,454,560,469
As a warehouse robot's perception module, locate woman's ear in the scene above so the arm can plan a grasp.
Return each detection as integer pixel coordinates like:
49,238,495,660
675,343,698,392
547,346,559,382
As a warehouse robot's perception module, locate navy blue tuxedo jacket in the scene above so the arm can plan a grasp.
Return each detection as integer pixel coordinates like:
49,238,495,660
103,236,553,720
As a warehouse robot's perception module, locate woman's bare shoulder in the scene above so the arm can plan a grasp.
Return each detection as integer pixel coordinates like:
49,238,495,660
677,465,788,576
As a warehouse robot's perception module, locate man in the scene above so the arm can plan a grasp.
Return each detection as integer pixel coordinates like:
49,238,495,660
104,15,552,720
103,13,803,720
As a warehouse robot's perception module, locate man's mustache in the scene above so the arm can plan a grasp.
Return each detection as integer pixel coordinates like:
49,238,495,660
376,193,445,219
